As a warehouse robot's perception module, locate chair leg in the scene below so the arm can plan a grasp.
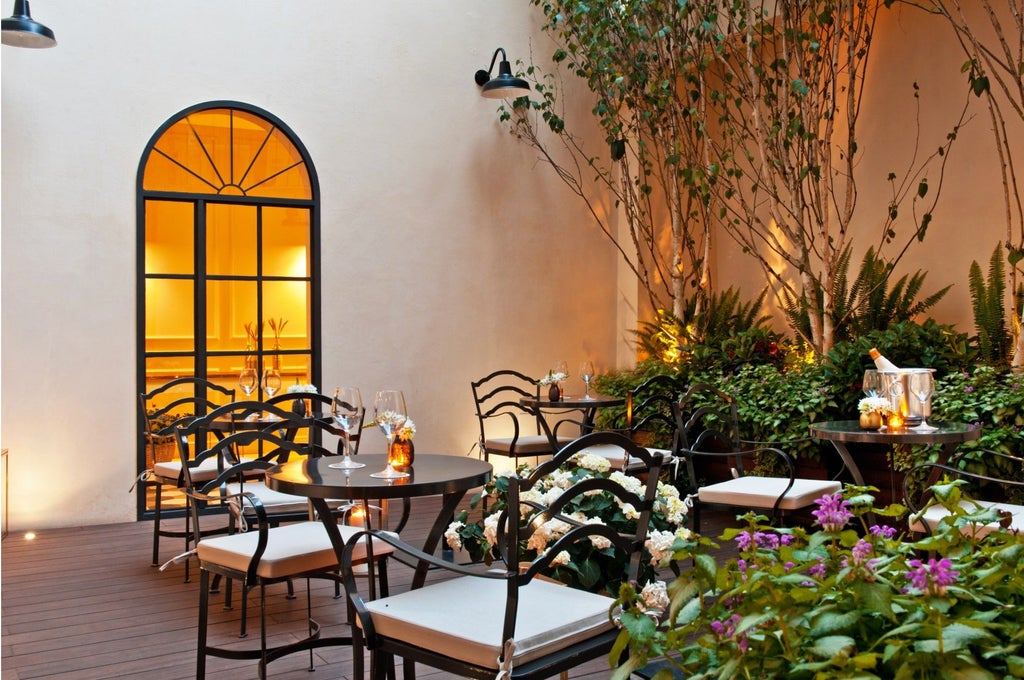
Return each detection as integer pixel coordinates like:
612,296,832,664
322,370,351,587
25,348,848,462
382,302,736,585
349,596,365,679
151,481,163,567
196,568,210,680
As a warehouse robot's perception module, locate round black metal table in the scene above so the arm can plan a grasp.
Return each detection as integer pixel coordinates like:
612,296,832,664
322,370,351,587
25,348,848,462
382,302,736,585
266,454,493,587
809,420,981,486
520,393,625,447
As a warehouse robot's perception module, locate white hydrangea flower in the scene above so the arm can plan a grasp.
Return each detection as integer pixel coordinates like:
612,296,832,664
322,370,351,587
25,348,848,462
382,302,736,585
548,469,574,489
541,486,564,506
645,529,678,566
620,502,640,521
657,481,681,499
444,521,464,551
610,470,643,495
574,452,611,473
640,580,669,614
661,496,689,526
551,550,572,567
585,517,612,550
482,512,502,547
527,518,571,553
675,526,694,541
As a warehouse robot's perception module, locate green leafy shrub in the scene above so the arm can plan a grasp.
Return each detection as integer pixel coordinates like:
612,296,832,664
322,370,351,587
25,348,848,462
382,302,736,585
932,366,1024,485
612,486,1024,679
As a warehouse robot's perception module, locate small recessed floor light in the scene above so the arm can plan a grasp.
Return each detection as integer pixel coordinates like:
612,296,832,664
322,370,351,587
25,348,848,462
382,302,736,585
24,531,36,540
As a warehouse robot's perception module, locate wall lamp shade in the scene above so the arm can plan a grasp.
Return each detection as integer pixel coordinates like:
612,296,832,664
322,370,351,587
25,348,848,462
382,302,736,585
2,0,56,48
474,47,530,99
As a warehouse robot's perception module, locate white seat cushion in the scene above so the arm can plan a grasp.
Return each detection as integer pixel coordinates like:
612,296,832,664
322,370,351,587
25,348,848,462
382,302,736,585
583,444,669,470
221,480,352,517
909,499,1024,538
698,476,841,511
485,435,574,456
363,575,614,670
152,455,221,484
196,521,393,580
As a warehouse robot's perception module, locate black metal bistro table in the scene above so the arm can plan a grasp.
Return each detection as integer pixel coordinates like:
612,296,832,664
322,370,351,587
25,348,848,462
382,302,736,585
265,454,492,588
520,393,626,449
809,420,981,486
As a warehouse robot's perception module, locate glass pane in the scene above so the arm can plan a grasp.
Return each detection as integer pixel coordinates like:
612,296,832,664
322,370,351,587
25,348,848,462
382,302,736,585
263,280,310,352
241,124,311,199
207,203,257,276
206,355,250,392
147,117,223,192
207,279,258,354
145,278,194,353
143,356,196,397
282,354,313,390
263,207,310,277
145,201,194,275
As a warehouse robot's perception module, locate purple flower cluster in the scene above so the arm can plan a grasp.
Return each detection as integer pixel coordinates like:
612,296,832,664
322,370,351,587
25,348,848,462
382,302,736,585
869,524,896,539
734,530,794,552
710,613,748,653
906,557,960,596
812,492,854,532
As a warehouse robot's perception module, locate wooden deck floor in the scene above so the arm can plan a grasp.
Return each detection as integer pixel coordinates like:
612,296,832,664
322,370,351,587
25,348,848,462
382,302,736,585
1,495,735,680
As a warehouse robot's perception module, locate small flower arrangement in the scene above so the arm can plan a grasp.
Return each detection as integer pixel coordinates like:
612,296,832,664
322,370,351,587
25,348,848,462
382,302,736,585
445,451,689,594
858,395,894,415
397,418,416,441
286,383,318,394
537,371,568,386
613,484,1024,678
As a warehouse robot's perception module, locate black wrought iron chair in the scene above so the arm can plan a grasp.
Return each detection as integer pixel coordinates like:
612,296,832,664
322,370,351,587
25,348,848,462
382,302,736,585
904,450,1024,538
674,382,841,533
471,369,575,465
341,431,665,680
583,373,685,472
175,409,394,679
136,376,235,579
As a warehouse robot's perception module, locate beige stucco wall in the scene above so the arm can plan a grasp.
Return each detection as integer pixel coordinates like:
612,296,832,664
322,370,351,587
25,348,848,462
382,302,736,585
1,1,626,531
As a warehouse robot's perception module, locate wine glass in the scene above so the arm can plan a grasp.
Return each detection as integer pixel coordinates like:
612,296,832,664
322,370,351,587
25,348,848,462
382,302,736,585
262,367,282,398
908,370,937,432
553,360,568,397
371,389,409,479
862,369,882,398
580,361,595,399
329,387,365,469
262,367,282,419
238,367,258,398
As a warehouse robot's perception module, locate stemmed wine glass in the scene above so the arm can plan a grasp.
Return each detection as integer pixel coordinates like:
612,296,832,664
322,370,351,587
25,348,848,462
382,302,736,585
908,370,937,432
862,369,882,398
262,367,282,418
329,386,365,469
553,360,568,397
238,367,258,398
580,361,595,399
371,389,409,479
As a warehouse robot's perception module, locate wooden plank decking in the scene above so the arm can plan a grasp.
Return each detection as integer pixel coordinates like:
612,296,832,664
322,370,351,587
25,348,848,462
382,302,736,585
1,495,732,680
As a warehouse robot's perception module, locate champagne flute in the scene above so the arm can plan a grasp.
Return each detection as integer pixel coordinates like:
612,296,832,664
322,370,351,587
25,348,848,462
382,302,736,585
371,389,409,479
238,367,258,398
329,387,365,469
580,361,595,399
909,370,937,432
862,369,882,398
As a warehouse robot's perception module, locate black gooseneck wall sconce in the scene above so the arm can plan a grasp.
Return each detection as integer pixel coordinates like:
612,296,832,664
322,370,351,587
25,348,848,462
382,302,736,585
2,0,56,48
474,47,530,99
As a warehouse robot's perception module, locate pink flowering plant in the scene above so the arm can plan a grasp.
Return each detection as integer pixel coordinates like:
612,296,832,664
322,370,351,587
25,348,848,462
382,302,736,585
445,451,690,594
611,484,1024,678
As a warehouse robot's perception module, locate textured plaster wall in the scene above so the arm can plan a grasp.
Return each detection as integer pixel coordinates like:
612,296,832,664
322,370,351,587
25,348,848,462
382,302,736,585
1,1,623,530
